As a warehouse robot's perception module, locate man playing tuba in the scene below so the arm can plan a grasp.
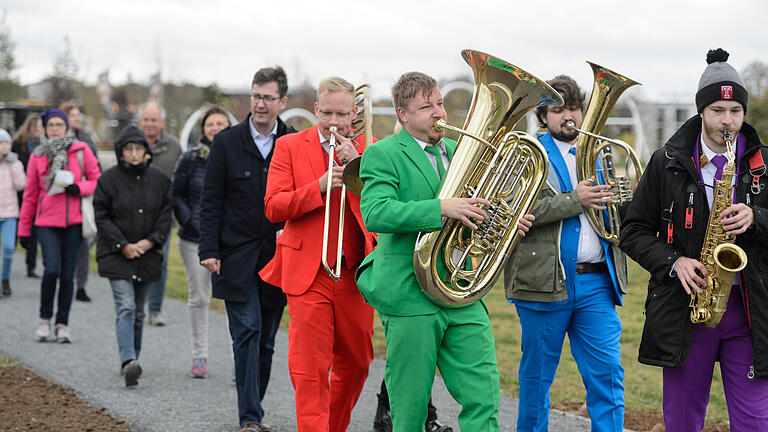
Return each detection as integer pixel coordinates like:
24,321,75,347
504,75,628,431
620,49,768,431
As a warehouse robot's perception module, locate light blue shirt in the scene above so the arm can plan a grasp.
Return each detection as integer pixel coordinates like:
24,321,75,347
249,117,278,159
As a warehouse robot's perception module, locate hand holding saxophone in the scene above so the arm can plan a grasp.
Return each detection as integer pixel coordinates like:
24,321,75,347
440,197,490,230
720,203,754,235
674,257,710,295
575,177,612,209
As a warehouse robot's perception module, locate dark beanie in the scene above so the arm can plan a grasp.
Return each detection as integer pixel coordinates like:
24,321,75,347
695,48,748,113
40,108,69,128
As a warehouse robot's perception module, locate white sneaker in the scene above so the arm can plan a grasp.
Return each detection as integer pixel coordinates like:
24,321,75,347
149,312,166,326
35,319,51,342
55,324,71,343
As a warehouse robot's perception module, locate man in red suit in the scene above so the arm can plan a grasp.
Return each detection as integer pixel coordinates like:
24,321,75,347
260,77,376,432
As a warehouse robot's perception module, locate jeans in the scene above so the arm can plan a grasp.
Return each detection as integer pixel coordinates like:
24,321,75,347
25,225,38,271
147,234,170,314
225,282,284,427
1,218,17,281
37,225,81,325
109,279,149,365
75,237,95,290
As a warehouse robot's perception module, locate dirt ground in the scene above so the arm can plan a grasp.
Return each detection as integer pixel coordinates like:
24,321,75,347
0,363,130,432
0,359,731,432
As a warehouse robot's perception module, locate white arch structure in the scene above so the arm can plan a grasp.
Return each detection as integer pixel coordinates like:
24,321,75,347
179,106,240,152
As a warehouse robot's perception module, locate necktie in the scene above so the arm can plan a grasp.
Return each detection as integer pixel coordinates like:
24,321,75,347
424,144,445,179
711,154,727,185
568,147,577,156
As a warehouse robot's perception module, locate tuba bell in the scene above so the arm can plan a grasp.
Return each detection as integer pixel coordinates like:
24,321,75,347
568,62,643,245
414,49,563,308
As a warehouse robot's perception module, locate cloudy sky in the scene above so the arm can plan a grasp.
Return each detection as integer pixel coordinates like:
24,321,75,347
2,0,767,102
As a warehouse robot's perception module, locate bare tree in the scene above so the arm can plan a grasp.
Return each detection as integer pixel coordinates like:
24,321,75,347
741,61,768,99
49,35,80,105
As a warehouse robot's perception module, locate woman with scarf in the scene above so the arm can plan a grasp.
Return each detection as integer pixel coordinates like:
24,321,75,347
172,106,230,378
18,108,100,343
94,124,171,387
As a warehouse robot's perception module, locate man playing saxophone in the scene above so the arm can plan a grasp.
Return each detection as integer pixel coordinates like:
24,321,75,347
503,75,628,432
620,48,768,430
356,71,532,431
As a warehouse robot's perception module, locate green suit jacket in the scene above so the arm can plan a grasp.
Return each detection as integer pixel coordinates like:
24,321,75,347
356,128,457,316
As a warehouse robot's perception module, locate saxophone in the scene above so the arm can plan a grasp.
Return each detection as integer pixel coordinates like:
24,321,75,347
689,130,748,327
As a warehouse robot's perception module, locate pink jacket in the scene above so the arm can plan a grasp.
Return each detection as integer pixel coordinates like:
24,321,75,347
18,141,101,236
0,156,26,218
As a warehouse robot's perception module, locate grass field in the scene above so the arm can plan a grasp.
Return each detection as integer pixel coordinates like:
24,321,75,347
154,231,729,423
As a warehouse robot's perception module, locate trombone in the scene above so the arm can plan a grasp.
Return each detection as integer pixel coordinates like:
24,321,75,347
321,126,345,282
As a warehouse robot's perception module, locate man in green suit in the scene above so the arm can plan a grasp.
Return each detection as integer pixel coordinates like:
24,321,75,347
357,71,530,431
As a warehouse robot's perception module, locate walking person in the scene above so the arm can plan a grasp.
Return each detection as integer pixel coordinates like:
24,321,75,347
173,106,231,378
0,128,26,297
139,101,181,326
12,114,43,279
93,124,171,387
17,108,100,343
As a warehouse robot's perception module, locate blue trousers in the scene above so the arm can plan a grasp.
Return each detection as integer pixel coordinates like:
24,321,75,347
109,279,148,365
225,284,284,427
147,233,169,314
1,218,16,281
37,225,81,325
515,272,624,432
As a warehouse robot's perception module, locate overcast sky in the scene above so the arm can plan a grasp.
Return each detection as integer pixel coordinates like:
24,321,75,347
2,0,767,103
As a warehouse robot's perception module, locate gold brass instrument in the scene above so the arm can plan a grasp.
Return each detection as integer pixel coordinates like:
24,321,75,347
566,62,643,245
413,49,563,308
690,130,748,327
321,84,374,281
343,84,374,196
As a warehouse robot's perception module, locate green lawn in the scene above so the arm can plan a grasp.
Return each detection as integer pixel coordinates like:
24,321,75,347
156,231,728,422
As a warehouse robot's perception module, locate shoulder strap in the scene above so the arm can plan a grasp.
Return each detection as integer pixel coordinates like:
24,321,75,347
749,148,765,171
76,149,86,181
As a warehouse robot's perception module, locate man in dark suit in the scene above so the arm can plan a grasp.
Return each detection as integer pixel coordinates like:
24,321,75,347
198,66,296,432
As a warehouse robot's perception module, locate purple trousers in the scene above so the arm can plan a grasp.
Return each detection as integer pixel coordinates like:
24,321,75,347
663,286,768,431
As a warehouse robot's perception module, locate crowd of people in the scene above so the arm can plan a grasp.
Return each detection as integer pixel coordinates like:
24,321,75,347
0,47,766,432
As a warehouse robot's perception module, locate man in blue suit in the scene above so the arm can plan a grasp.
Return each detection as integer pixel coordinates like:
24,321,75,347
503,75,628,432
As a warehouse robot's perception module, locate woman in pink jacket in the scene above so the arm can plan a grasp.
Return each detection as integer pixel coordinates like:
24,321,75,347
0,128,26,297
18,108,100,343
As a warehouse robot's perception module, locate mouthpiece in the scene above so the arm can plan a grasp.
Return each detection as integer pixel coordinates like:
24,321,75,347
329,126,338,133
722,130,732,141
565,121,577,130
434,119,447,131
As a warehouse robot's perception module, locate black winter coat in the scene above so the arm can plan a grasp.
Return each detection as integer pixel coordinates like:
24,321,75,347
173,143,208,242
198,115,296,304
620,116,768,376
94,163,172,283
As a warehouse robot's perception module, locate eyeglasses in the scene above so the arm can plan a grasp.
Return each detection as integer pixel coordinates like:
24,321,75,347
317,110,352,120
46,122,67,129
250,94,281,104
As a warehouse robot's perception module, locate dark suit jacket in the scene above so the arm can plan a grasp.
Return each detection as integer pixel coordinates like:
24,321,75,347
198,114,296,304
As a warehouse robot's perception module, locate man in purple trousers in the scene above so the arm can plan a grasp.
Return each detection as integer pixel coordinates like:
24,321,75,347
620,48,768,431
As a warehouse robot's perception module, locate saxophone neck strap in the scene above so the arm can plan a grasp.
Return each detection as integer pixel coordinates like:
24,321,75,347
748,150,765,195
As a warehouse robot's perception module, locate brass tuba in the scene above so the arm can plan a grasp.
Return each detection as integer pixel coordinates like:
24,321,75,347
689,130,748,327
567,62,643,245
414,50,563,308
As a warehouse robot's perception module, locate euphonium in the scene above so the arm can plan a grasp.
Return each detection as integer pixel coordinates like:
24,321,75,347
414,50,563,308
321,84,373,281
567,62,643,245
689,130,748,327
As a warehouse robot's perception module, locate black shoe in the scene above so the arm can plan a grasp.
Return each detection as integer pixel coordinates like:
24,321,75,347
27,269,40,279
425,420,452,432
1,280,9,297
373,393,392,432
75,289,91,302
121,360,142,387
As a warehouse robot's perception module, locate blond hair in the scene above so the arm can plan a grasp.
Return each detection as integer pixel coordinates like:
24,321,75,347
317,77,355,97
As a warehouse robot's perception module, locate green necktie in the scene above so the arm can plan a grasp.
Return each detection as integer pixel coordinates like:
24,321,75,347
424,144,445,179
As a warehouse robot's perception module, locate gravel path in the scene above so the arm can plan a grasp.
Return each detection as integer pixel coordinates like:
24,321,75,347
0,252,594,431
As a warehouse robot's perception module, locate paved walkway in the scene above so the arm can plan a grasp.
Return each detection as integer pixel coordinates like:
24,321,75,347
0,252,593,431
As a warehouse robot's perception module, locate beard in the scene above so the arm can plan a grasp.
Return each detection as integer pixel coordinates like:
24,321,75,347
550,128,579,143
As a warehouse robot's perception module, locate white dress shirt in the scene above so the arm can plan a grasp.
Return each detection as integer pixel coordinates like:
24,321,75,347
700,134,734,209
414,137,450,176
553,137,605,263
249,118,278,159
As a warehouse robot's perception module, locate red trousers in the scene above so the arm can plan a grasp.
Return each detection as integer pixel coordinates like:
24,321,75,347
286,264,374,432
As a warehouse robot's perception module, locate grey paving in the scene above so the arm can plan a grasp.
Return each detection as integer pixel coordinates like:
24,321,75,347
0,252,594,431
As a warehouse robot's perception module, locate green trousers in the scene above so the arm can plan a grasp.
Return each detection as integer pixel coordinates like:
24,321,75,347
380,301,500,432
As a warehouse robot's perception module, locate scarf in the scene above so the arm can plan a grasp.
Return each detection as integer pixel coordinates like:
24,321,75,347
33,131,76,190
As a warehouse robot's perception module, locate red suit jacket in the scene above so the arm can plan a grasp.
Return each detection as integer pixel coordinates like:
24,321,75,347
260,125,376,296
